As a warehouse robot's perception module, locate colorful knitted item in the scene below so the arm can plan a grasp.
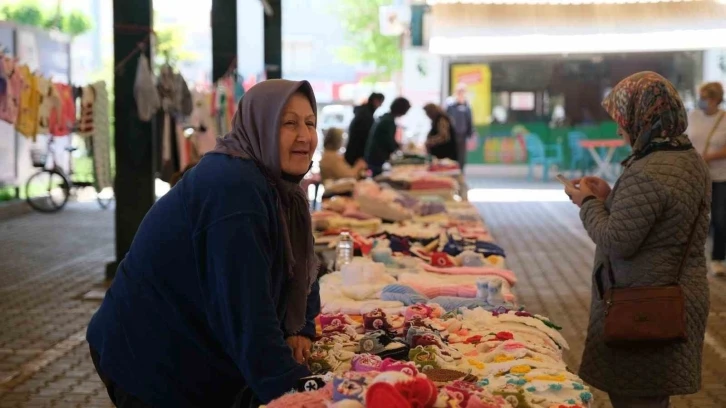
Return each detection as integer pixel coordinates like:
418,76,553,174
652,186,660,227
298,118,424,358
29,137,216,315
265,386,332,408
351,354,383,372
379,359,419,376
320,313,364,334
422,264,517,285
365,372,438,408
381,285,431,306
332,376,366,403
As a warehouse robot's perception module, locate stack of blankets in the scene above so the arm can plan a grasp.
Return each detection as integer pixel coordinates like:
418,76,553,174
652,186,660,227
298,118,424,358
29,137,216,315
263,306,592,408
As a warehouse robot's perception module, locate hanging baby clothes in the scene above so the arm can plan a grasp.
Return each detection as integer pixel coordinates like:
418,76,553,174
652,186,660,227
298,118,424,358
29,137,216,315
38,76,53,135
156,65,181,182
0,56,23,124
15,65,39,139
134,54,160,122
212,76,234,136
91,81,112,190
77,85,95,137
173,72,193,117
189,90,217,158
49,83,75,136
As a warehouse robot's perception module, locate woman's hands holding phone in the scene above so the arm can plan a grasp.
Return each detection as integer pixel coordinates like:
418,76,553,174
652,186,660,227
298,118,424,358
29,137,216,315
574,177,611,200
565,176,610,207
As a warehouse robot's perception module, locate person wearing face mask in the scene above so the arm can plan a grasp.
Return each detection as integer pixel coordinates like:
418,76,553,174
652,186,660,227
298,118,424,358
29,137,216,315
87,80,321,408
687,82,726,276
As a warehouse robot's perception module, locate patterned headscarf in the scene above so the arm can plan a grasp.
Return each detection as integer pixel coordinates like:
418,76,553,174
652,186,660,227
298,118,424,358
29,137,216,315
602,71,690,162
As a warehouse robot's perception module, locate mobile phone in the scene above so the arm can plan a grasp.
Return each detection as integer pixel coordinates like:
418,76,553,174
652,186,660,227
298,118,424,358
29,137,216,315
556,174,576,189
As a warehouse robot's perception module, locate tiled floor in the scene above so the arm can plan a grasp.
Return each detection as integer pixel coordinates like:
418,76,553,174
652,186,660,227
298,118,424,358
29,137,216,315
1,179,726,407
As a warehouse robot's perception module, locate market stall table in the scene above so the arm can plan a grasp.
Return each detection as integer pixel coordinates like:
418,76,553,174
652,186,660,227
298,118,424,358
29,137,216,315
579,139,626,180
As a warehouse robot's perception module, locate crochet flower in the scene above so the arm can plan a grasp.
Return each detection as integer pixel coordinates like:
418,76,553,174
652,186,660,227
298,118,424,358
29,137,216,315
510,365,532,374
495,331,514,341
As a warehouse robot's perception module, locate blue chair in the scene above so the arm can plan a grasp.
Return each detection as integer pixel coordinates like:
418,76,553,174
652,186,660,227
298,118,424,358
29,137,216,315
567,131,591,177
524,133,563,181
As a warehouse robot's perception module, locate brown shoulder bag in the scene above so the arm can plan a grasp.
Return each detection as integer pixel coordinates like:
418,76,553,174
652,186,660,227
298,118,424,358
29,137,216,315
603,202,704,346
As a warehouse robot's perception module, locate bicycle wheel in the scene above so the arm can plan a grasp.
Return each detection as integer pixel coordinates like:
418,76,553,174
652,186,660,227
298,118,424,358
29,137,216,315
25,169,71,213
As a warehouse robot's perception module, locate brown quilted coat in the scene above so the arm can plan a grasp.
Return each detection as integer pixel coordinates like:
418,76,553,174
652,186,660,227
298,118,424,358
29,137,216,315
578,147,711,397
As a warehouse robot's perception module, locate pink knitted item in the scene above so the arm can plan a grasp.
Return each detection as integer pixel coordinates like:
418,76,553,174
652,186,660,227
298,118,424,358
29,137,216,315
265,386,333,408
396,274,517,302
409,178,456,190
422,264,517,284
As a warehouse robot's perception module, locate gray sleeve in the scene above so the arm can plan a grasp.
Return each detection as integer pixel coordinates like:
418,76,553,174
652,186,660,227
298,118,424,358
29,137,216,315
579,170,665,258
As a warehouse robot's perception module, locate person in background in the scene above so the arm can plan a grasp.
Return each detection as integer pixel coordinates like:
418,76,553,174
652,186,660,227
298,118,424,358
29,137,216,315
687,82,726,276
319,127,367,182
565,72,710,408
423,103,458,161
345,92,385,166
87,80,321,408
446,83,474,170
364,97,411,177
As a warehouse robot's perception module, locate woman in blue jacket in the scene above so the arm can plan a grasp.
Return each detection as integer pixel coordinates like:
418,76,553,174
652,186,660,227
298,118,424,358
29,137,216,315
87,80,321,407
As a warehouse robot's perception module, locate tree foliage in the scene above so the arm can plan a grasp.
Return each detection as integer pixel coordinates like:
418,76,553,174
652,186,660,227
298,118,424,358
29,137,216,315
0,0,92,37
334,0,402,83
153,11,198,70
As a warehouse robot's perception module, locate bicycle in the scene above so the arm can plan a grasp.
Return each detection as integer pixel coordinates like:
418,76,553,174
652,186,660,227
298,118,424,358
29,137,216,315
25,137,114,213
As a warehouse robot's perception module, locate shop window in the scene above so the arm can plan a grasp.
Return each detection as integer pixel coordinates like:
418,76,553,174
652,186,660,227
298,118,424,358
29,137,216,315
510,92,535,111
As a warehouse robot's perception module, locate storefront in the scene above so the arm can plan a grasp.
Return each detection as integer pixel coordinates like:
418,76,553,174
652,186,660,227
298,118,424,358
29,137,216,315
424,0,726,166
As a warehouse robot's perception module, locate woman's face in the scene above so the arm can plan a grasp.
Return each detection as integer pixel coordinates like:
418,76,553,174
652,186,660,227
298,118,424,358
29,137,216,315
279,92,318,175
699,91,718,112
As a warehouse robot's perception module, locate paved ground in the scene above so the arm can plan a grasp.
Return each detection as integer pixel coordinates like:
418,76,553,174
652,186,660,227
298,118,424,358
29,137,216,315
1,178,726,407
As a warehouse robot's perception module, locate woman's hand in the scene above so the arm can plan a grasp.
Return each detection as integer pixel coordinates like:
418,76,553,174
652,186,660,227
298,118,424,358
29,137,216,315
572,176,611,200
565,180,596,208
286,336,312,365
354,159,367,171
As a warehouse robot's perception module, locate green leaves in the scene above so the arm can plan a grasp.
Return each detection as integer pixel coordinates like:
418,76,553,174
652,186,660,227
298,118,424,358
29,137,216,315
333,0,402,83
1,0,92,37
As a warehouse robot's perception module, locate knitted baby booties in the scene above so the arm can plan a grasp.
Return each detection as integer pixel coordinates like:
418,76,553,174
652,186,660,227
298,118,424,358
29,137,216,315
459,250,486,267
488,279,506,306
476,280,489,299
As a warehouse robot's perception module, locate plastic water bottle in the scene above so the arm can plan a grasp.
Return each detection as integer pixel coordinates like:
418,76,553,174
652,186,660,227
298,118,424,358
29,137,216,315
335,230,353,271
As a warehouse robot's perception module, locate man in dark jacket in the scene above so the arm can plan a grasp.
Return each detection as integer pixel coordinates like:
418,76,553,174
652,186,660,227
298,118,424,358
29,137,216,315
344,93,385,165
446,84,474,171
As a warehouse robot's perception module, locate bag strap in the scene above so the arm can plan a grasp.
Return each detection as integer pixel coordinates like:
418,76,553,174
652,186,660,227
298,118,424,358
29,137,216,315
703,111,725,156
606,198,705,288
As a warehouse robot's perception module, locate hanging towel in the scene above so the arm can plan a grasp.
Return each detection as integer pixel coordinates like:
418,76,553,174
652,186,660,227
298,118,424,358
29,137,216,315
49,83,75,136
36,76,54,135
134,54,160,122
15,66,39,139
0,56,23,125
91,81,112,190
77,85,95,137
